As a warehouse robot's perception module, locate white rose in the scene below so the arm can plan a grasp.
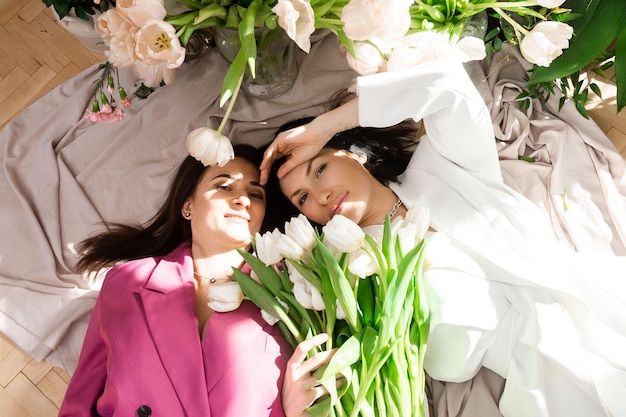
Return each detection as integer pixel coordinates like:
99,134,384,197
207,281,244,312
284,214,317,251
520,21,573,67
272,0,315,53
185,127,234,167
322,215,365,253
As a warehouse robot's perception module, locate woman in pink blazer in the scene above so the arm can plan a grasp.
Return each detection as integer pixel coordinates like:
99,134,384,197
58,144,322,417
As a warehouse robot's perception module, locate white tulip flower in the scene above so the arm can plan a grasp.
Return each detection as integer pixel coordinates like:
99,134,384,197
323,215,365,253
185,127,234,167
348,248,379,277
284,214,317,251
261,297,289,326
272,0,315,53
254,229,284,266
276,233,305,261
520,21,573,67
207,281,243,312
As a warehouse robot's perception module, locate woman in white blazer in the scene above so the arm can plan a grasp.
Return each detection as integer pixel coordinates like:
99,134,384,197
261,57,626,417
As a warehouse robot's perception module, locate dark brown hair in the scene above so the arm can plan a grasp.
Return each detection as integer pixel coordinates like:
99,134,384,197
75,144,294,273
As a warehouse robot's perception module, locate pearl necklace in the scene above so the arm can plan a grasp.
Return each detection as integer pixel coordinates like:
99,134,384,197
384,198,403,224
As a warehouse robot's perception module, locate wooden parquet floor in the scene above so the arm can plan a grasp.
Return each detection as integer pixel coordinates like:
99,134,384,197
0,1,625,416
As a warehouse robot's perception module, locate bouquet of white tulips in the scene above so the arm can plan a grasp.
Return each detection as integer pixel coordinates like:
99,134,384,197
233,209,431,417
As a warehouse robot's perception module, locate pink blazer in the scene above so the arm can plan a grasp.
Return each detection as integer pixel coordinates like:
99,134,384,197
59,243,292,417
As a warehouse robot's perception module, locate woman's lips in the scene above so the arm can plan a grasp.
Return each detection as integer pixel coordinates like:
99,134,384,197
330,193,348,217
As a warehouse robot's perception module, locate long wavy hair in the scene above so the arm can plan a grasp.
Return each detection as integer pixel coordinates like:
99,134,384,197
75,144,296,273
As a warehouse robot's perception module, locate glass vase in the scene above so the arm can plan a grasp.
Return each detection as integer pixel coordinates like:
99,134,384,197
213,27,298,99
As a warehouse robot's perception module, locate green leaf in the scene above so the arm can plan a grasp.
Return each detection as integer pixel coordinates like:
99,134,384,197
219,46,246,106
239,0,262,78
237,249,284,297
376,240,425,348
356,278,375,326
232,269,303,342
528,0,626,86
317,333,361,381
616,25,626,112
194,3,227,24
317,242,361,333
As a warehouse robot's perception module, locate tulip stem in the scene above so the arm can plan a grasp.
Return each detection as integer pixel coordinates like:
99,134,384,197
494,7,528,41
216,73,244,133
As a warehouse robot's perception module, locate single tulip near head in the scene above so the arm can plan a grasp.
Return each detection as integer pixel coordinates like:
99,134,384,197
186,128,234,167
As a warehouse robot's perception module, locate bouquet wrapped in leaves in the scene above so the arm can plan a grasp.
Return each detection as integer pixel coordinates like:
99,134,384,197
233,209,431,417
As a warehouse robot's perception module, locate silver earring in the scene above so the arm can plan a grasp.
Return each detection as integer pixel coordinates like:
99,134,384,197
184,212,191,219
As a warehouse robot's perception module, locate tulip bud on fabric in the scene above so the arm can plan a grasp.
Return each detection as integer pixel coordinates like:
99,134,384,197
520,21,573,67
207,281,244,312
284,214,317,251
323,215,365,253
254,229,284,266
186,127,234,167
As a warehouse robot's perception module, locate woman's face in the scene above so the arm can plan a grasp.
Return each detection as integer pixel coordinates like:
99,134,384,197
184,157,266,250
279,148,374,225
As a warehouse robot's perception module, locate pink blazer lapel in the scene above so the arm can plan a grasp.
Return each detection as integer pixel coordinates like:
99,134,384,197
202,301,268,392
138,245,212,417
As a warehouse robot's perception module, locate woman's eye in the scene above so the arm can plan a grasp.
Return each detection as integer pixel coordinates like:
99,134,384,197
217,184,231,191
250,192,264,200
298,193,309,206
315,163,326,178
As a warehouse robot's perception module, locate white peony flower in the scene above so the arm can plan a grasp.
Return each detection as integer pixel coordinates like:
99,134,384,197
284,214,317,251
520,21,573,67
322,215,365,253
207,281,244,312
272,0,316,53
185,127,234,167
254,229,284,266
